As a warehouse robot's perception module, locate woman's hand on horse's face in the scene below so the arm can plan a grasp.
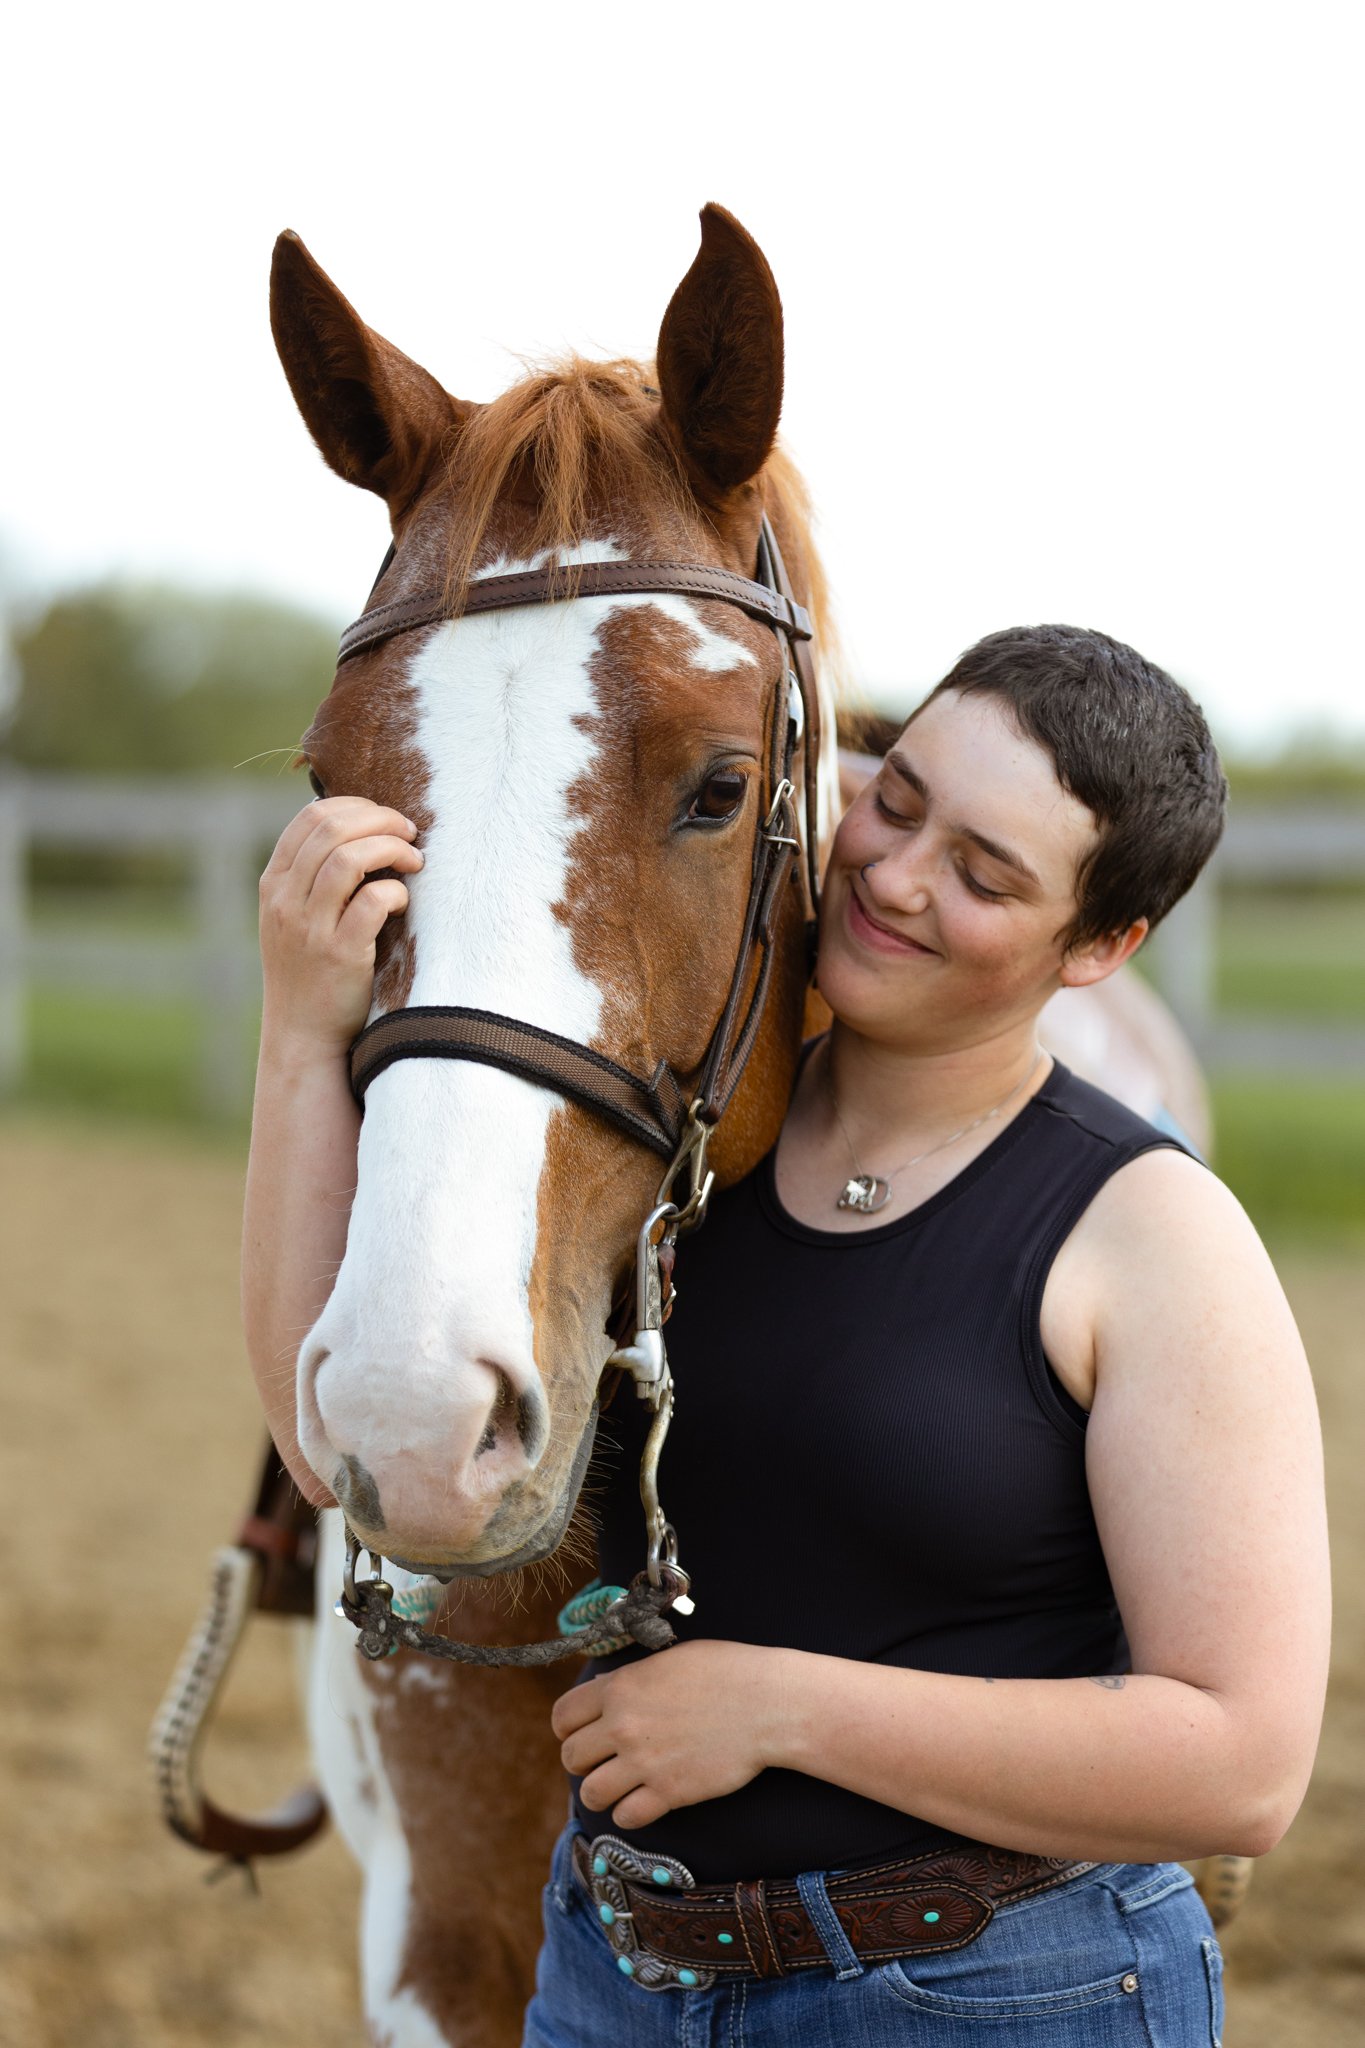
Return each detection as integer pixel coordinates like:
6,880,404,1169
258,797,423,1053
553,1640,792,1831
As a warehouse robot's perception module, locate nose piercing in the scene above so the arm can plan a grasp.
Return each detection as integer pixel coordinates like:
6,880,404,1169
860,861,881,883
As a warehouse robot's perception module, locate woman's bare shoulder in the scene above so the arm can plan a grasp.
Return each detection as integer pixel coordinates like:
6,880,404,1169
1071,1144,1269,1275
1043,1146,1296,1411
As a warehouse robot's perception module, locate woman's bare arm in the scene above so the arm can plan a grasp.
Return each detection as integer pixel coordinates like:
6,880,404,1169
241,795,422,1503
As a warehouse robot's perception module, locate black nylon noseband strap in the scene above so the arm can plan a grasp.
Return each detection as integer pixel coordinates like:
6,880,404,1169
341,519,818,1156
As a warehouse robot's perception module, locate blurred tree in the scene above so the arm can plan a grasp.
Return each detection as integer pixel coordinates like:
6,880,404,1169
3,582,340,777
1225,733,1365,802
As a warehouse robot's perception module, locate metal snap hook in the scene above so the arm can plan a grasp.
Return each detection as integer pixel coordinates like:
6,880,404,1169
657,1101,714,1231
762,777,799,850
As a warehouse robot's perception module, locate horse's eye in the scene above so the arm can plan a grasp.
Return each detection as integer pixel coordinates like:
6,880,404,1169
688,769,747,824
307,765,327,799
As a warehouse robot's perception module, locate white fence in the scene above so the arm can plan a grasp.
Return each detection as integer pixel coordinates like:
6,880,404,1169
0,769,1362,1118
1149,807,1365,1073
0,771,302,1117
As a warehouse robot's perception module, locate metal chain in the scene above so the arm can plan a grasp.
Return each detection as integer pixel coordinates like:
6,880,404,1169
825,1040,1048,1212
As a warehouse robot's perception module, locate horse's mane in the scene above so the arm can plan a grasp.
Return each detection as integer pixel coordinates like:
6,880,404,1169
442,355,849,707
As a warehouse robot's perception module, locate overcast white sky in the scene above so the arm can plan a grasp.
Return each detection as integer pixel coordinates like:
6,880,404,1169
3,1,1361,748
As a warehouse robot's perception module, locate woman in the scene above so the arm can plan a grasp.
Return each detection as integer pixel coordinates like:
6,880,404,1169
527,625,1330,2043
247,623,1328,2045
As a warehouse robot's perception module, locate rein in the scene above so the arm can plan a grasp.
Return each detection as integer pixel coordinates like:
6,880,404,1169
336,517,822,1667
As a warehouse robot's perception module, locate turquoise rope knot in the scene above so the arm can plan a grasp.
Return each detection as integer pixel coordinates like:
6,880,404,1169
378,1577,444,1657
556,1577,632,1656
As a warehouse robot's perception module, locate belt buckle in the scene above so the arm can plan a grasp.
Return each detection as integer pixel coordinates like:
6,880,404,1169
584,1834,716,1993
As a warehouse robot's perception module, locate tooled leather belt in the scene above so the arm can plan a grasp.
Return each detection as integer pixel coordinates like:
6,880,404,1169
571,1831,1096,1991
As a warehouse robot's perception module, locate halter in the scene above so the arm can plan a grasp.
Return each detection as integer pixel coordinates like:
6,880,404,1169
334,516,823,1667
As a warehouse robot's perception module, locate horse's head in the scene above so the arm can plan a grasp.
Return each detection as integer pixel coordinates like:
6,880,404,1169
272,207,833,1577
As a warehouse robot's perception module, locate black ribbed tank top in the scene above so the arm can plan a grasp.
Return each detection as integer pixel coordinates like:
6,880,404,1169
570,1061,1186,1883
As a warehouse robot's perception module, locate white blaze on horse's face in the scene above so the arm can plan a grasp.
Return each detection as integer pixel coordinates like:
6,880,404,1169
297,543,755,1571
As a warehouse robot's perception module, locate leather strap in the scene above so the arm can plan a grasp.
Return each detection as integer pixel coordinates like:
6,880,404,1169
351,1005,688,1155
337,558,812,666
692,778,797,1125
734,1877,786,1978
235,1442,319,1617
572,1835,1095,1976
177,1779,329,1864
757,519,823,918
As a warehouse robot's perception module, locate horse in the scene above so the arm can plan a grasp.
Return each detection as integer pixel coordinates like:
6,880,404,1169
270,205,843,2048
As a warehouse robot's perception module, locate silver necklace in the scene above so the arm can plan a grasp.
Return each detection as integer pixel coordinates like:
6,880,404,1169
826,1044,1048,1213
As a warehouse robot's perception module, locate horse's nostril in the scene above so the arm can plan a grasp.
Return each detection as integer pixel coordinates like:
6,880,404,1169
334,1453,385,1531
515,1390,543,1459
473,1368,547,1464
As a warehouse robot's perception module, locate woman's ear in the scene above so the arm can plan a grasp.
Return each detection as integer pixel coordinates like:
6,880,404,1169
1058,919,1149,990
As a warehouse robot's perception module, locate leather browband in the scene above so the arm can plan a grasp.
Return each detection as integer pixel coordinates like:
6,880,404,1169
336,559,812,667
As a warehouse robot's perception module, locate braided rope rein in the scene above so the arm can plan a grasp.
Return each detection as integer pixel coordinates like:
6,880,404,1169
339,1568,679,1667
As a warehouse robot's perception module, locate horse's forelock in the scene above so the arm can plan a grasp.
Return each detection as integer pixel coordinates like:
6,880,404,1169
439,357,694,605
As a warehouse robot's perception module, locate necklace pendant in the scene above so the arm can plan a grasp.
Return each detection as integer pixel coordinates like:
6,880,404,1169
837,1174,891,1214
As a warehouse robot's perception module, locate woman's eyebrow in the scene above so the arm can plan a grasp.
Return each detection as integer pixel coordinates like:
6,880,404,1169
884,748,1042,887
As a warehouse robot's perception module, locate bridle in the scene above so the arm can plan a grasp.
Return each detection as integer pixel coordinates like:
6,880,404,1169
345,523,821,1151
335,516,824,1668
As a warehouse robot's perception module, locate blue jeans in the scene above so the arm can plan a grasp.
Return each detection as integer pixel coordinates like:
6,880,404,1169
522,1823,1225,2046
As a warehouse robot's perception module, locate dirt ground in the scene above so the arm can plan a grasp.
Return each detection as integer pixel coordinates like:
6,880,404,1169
1,1116,1362,2048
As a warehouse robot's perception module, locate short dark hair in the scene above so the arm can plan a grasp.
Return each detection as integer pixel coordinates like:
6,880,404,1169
920,624,1227,949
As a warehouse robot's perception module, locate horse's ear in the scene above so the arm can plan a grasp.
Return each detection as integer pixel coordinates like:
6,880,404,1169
656,205,784,502
270,231,464,514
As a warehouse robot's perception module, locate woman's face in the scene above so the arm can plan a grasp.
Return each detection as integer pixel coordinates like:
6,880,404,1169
819,689,1115,1053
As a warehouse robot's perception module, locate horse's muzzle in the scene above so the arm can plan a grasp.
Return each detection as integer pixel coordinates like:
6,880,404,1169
387,1402,601,1581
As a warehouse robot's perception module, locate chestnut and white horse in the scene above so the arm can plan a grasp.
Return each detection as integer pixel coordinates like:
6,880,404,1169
271,207,841,2047
256,210,1224,2046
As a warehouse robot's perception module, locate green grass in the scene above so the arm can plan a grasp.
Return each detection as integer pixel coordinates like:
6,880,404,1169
16,988,253,1129
1216,891,1365,1020
30,891,199,940
1210,1078,1365,1246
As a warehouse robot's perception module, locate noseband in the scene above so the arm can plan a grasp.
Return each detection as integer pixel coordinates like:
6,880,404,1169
334,517,822,1666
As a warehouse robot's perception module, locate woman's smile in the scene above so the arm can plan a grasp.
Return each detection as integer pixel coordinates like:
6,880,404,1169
846,882,939,958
